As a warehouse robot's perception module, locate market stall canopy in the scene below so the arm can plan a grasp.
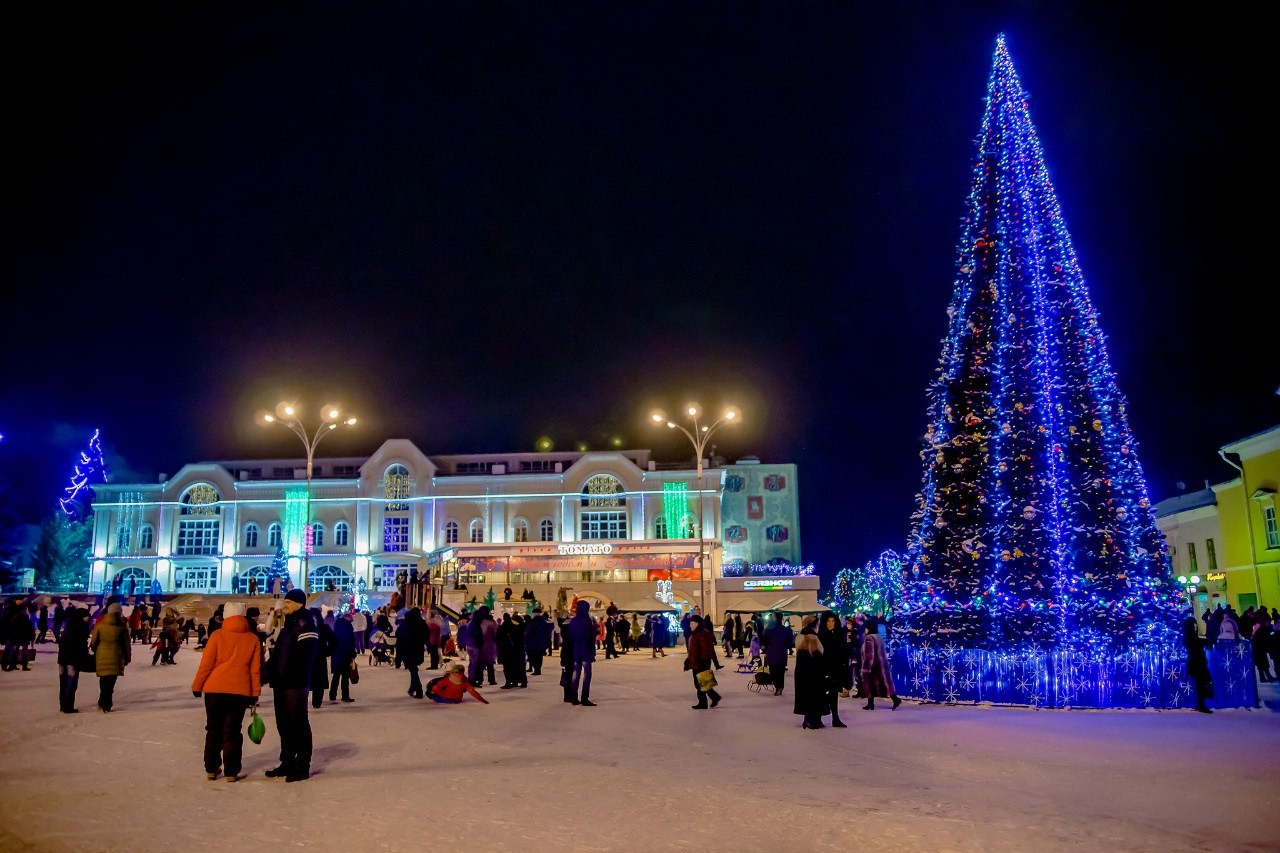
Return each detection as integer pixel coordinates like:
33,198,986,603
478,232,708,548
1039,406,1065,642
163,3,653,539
721,591,825,615
608,595,680,614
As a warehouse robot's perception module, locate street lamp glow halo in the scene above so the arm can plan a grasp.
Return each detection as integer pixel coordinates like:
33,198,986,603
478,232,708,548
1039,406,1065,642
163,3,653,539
723,405,742,423
1178,575,1188,584
255,410,275,426
1189,575,1201,585
322,404,343,421
683,402,702,420
346,417,358,426
275,401,298,420
649,409,668,424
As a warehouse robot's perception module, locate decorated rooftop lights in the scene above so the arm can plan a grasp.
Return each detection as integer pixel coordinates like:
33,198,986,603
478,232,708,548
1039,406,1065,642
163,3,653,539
891,36,1252,709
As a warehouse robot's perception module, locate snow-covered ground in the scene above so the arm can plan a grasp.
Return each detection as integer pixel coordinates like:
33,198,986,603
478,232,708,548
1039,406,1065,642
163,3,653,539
1,642,1276,853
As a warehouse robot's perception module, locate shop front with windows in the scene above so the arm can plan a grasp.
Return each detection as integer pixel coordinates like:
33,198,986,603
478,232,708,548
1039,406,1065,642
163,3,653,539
422,541,712,617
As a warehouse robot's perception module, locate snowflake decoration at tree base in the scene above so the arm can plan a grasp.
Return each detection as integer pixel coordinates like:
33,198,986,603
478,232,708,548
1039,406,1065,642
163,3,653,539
888,639,1257,710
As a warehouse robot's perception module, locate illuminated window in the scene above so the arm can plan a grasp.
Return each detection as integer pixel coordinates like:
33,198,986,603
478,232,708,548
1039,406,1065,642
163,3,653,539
581,475,625,508
112,566,152,592
244,522,259,549
180,484,220,515
384,464,411,511
469,519,484,543
581,512,626,541
384,516,410,552
334,521,349,547
513,518,529,542
177,519,220,555
268,522,282,549
581,475,627,540
308,564,353,593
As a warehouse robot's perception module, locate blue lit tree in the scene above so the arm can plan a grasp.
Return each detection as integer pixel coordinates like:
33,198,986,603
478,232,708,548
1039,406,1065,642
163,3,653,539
60,429,109,522
900,36,1181,656
824,568,875,614
266,547,291,592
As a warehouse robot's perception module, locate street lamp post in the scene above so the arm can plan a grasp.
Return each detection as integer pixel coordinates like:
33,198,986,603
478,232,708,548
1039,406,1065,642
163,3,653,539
1177,574,1201,614
257,402,358,593
649,403,742,621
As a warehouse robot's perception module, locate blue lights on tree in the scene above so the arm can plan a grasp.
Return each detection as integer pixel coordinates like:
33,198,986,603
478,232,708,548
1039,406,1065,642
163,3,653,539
899,35,1182,661
60,429,109,522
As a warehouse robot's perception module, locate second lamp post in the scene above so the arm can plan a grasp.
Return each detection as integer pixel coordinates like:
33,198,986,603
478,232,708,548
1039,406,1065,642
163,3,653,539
649,402,741,619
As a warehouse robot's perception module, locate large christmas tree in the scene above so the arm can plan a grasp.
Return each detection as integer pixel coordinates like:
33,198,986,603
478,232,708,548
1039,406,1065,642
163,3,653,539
899,36,1181,657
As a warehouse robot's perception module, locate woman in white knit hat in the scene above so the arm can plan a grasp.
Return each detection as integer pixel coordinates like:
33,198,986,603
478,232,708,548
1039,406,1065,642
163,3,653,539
192,601,263,781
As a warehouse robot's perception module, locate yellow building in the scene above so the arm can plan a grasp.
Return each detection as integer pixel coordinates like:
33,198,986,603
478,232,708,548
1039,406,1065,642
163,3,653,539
1212,425,1280,613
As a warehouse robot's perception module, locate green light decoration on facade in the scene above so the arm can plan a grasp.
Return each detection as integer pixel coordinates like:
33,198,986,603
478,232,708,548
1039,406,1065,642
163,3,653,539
663,482,688,540
284,487,308,557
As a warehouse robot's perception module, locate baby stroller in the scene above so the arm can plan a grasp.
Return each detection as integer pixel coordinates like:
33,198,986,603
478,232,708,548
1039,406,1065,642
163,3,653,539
368,632,393,666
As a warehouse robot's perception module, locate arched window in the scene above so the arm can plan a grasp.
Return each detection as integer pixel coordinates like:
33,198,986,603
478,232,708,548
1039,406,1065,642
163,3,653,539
138,524,154,551
384,464,411,511
445,520,459,544
179,484,220,515
655,516,668,540
243,522,260,549
469,519,484,543
580,475,627,540
311,522,324,549
539,518,554,542
177,485,221,555
237,566,270,594
112,566,152,593
581,475,626,507
308,564,353,593
679,514,698,539
512,518,529,542
268,522,282,549
334,521,349,547
115,525,131,554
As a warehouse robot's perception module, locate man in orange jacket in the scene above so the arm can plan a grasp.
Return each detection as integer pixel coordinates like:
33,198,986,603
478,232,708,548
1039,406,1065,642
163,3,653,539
192,602,262,782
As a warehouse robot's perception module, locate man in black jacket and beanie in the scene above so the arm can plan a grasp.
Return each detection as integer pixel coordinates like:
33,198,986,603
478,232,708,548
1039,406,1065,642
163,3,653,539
264,590,318,782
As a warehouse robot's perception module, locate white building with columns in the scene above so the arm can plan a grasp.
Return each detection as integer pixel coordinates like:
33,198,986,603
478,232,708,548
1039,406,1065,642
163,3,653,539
88,440,807,620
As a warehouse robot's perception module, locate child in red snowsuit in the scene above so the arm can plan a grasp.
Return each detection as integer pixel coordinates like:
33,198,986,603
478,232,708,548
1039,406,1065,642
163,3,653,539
427,664,489,704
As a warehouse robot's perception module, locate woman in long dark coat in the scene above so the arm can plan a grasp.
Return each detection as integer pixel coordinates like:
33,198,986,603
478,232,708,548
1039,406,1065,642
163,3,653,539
816,611,848,727
398,608,427,698
792,631,827,729
1183,613,1213,713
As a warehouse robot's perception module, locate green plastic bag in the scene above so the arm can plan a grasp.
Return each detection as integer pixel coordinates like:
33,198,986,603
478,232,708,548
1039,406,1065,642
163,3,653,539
247,709,266,745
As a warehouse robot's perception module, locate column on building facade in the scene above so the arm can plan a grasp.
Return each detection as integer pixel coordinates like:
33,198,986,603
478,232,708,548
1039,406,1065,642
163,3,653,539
422,497,437,554
560,495,574,542
490,497,506,544
633,491,646,541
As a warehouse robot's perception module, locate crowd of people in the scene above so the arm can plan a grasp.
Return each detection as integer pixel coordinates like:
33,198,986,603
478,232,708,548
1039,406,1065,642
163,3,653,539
10,588,1271,784
1200,602,1280,684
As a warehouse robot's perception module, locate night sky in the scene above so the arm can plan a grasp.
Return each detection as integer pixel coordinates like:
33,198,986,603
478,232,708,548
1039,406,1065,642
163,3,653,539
3,3,1275,574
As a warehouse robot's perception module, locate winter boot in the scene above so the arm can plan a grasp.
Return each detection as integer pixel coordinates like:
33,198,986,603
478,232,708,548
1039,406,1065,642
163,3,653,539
862,698,875,710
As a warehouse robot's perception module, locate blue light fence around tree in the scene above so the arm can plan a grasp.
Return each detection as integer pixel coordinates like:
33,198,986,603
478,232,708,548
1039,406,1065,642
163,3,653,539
890,639,1257,709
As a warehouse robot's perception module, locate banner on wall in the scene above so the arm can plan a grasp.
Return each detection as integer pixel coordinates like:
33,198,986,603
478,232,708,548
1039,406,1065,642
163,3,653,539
461,553,698,574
